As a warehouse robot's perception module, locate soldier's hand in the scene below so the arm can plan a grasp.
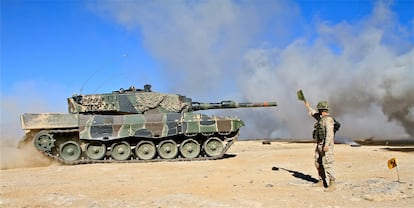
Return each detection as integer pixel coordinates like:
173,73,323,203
323,146,329,152
304,100,308,106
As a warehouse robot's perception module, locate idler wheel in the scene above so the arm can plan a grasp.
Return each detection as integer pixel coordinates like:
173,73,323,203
33,131,55,152
203,137,224,157
59,141,81,162
111,141,131,161
157,140,178,159
86,143,106,160
180,139,201,159
135,140,156,160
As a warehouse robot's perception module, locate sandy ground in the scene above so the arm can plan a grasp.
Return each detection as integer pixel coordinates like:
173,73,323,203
0,140,413,208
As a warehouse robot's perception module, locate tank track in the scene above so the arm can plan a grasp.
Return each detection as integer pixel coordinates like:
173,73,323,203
36,129,236,165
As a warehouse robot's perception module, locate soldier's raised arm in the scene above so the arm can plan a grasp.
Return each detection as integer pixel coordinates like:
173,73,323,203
297,89,319,119
304,100,318,118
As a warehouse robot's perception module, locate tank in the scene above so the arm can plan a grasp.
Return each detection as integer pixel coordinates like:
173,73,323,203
19,85,277,164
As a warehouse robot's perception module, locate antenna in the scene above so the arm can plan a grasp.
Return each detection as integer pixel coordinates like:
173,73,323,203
79,54,129,94
79,68,101,94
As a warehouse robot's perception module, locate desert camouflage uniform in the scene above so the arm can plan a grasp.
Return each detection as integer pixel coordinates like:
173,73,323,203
308,107,335,187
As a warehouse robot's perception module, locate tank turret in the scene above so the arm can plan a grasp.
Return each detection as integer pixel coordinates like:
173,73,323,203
68,84,191,115
20,84,277,164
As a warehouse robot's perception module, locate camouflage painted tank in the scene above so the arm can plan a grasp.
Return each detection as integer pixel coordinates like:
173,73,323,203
19,85,277,164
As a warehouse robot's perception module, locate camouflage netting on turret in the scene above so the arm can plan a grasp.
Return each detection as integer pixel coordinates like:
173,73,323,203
135,93,189,113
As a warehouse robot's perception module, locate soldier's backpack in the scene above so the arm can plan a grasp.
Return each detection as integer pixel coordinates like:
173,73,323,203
333,119,341,133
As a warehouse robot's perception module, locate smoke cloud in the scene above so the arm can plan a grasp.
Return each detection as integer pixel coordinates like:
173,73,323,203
92,0,413,140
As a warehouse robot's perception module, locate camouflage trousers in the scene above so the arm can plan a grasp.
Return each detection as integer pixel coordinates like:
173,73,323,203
314,143,335,187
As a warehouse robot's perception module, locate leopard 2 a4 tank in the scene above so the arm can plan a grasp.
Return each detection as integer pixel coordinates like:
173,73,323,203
19,85,277,164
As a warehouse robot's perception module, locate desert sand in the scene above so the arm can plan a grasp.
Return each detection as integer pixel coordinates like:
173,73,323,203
1,140,413,208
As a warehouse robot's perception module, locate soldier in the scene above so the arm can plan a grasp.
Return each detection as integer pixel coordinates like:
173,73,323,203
304,100,336,191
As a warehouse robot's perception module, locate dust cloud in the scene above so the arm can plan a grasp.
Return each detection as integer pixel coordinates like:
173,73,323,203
0,82,66,169
0,137,54,170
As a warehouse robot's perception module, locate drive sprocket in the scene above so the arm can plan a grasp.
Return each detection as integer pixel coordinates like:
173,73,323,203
33,131,56,152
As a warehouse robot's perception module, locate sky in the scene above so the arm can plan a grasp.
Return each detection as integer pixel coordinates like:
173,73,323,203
1,0,413,141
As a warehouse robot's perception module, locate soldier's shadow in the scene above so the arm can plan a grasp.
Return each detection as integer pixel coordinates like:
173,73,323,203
272,166,319,183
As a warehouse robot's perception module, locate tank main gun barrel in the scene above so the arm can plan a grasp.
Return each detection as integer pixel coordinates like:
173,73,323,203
191,100,277,111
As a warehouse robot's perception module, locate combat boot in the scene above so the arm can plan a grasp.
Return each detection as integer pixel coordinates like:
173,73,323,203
324,180,336,192
312,180,324,187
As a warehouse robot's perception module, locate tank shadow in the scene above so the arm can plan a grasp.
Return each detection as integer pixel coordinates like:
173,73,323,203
272,166,319,183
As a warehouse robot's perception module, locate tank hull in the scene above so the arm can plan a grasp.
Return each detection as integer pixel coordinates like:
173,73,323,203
20,113,243,164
